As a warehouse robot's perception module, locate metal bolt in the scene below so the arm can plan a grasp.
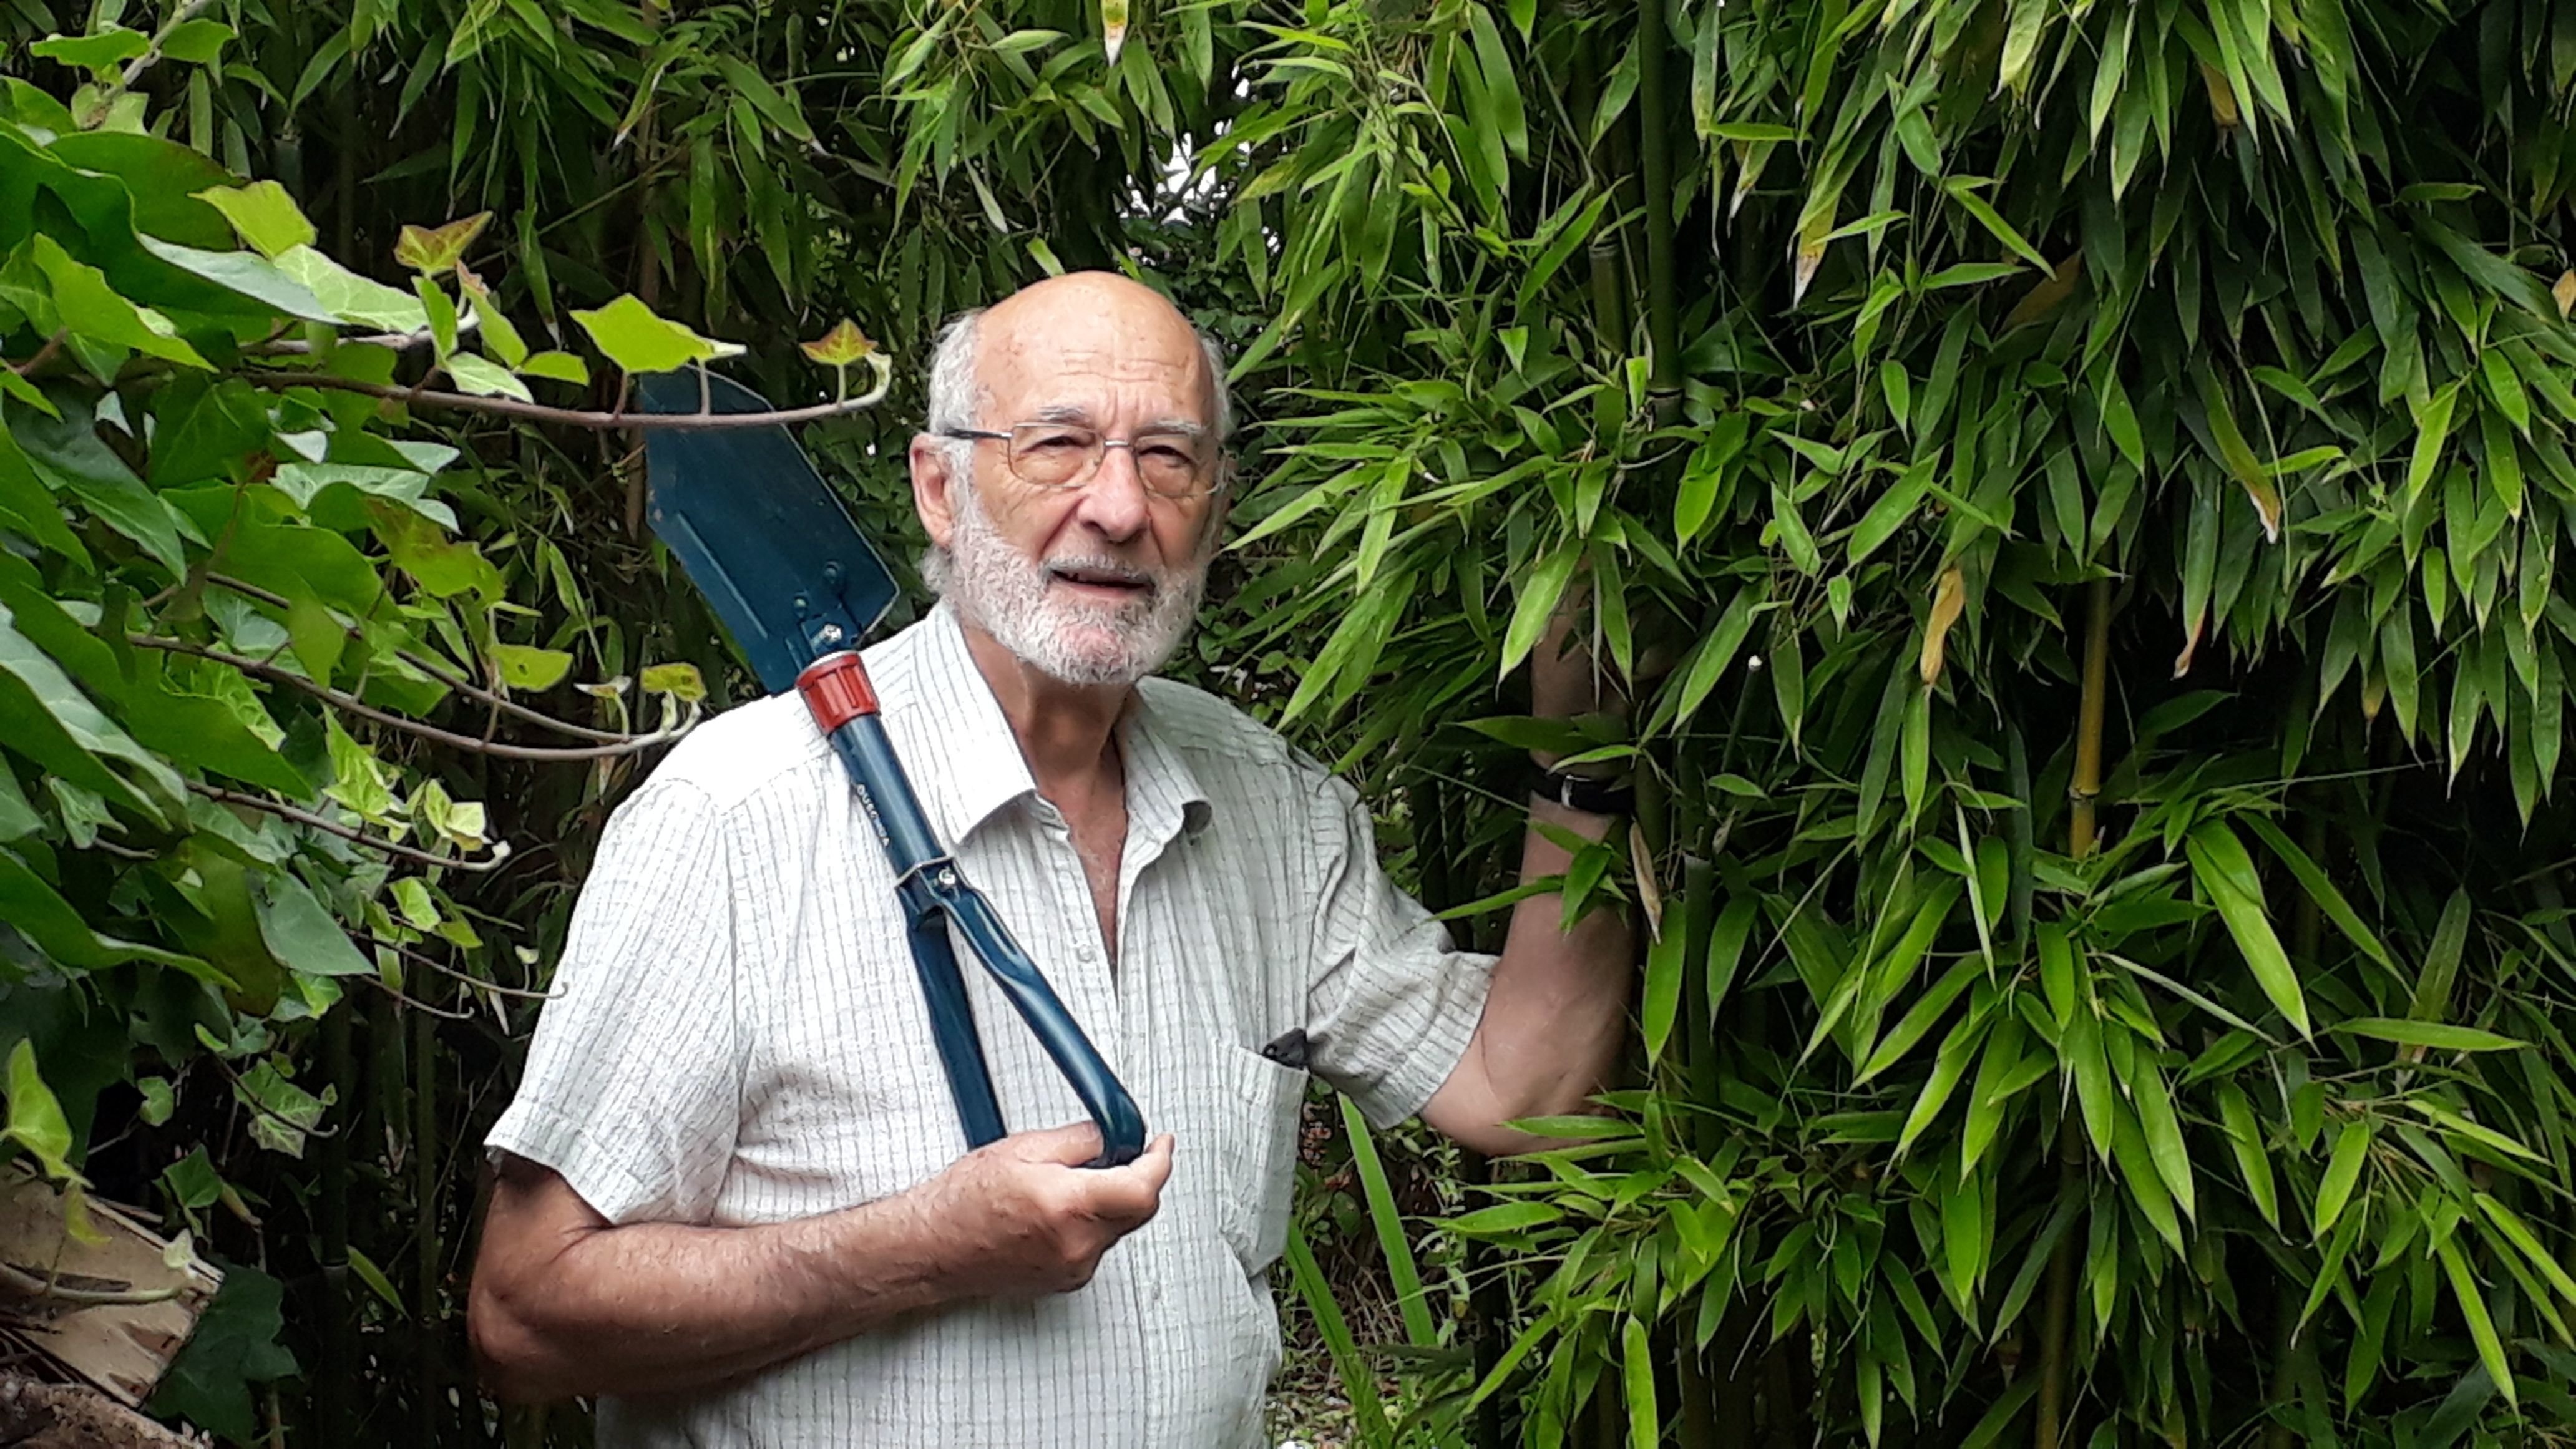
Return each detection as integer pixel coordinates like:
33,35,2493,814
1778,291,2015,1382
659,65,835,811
936,868,957,889
816,623,845,645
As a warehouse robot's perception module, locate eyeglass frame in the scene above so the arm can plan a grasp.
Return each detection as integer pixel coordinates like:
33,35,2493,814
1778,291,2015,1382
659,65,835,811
937,421,1231,499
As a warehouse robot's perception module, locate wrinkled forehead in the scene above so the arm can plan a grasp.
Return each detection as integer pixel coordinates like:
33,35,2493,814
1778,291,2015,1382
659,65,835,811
977,308,1215,429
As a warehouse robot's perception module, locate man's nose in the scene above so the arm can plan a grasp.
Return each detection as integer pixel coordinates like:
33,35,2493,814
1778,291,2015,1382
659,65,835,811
1071,443,1151,542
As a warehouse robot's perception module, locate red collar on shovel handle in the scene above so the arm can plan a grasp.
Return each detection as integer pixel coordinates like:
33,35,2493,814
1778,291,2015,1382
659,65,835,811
796,651,880,731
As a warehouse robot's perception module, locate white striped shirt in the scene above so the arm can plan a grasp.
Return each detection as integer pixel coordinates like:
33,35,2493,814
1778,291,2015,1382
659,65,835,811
485,603,1493,1446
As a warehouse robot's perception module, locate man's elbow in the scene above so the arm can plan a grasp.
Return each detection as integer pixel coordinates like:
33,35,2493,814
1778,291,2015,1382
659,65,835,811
468,1267,572,1404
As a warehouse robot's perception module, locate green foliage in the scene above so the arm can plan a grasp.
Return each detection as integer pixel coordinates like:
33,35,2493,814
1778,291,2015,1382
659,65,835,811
0,12,846,1438
1193,0,2576,1443
4,1,2572,1445
148,1264,300,1443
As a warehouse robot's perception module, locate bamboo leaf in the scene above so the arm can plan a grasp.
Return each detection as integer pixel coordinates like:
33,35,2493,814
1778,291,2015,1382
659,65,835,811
2405,382,2460,505
2185,822,2311,1037
2129,1060,2197,1221
2241,816,2391,968
1499,542,1580,676
2111,1101,2185,1252
1666,585,1761,726
1285,1221,1395,1439
1919,564,1966,686
2197,374,2282,542
1941,178,2051,271
1850,459,1934,565
2333,1018,2525,1053
1622,1315,1659,1449
2312,1120,2371,1241
1643,898,1687,1064
2409,887,2471,1026
2436,1236,2517,1410
1896,1015,1986,1158
1337,1094,1436,1347
2217,1085,2280,1231
1705,894,1757,1018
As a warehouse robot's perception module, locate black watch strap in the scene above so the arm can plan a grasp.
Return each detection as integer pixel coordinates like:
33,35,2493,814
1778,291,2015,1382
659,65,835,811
1532,763,1634,816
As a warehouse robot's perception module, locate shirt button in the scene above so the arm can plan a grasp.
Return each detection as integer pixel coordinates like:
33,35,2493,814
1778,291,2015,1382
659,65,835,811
1076,944,1098,963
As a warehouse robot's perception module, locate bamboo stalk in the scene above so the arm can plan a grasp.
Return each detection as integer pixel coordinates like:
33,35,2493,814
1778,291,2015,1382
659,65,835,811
2069,577,2112,862
1633,0,1679,404
414,1005,441,1449
316,1004,355,1445
2037,577,2114,1449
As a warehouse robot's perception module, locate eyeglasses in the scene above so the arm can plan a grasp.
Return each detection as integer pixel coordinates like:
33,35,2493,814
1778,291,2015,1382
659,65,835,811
942,422,1224,499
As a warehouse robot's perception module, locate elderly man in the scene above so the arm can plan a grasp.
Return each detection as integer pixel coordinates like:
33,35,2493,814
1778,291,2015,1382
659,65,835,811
467,272,1632,1445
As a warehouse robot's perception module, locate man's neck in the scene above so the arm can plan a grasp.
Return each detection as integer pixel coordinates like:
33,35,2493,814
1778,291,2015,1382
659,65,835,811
956,619,1130,794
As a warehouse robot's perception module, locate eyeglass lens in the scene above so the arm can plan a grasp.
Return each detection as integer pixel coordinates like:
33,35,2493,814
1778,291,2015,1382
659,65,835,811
1007,424,1209,495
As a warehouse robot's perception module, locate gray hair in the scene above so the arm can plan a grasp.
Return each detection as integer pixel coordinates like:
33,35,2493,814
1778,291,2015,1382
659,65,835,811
922,305,1236,462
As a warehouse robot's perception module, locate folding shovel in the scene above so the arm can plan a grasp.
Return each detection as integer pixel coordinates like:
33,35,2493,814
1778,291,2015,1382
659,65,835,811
637,369,1146,1166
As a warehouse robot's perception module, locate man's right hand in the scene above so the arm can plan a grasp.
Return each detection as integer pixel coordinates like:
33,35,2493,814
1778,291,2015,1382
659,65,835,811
912,1124,1176,1298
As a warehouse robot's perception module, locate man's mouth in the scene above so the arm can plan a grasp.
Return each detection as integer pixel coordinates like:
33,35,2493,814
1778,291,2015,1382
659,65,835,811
1047,561,1154,598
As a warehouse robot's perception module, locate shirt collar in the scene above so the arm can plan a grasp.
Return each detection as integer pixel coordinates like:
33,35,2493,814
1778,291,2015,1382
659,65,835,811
1120,686,1214,854
868,603,1213,851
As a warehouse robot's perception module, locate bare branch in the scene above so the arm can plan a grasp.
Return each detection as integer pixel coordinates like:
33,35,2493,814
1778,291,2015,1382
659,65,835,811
129,636,698,761
203,573,636,743
242,353,894,431
190,784,512,872
247,328,437,356
7,331,66,378
360,972,477,1021
0,1261,184,1308
377,940,559,1000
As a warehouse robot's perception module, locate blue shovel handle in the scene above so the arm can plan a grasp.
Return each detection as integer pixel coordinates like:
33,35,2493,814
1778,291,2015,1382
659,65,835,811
797,651,1146,1168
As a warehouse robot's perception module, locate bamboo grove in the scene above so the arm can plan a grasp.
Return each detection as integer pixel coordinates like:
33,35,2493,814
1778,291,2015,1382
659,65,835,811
2,0,2575,1445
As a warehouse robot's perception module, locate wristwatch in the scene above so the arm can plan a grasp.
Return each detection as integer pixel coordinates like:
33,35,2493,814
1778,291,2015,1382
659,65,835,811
1531,761,1635,816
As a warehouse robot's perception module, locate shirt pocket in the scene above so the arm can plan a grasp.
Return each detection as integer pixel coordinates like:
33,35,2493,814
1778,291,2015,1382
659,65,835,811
1212,1042,1306,1277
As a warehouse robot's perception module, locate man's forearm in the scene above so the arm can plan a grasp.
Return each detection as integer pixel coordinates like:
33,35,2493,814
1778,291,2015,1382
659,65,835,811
1425,797,1634,1153
471,1172,953,1402
1488,797,1634,1111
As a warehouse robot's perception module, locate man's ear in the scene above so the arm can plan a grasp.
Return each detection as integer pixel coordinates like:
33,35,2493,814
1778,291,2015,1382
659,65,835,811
909,434,959,550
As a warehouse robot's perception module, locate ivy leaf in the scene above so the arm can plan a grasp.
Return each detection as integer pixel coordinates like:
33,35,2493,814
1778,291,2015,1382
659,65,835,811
371,501,503,600
150,1264,300,1443
192,182,319,260
4,1039,76,1179
269,246,430,331
517,351,590,386
456,266,526,368
31,26,150,75
445,352,533,402
254,873,374,978
570,293,744,374
799,317,876,368
159,18,235,64
137,1075,175,1126
490,643,573,691
392,213,494,274
640,661,707,703
30,235,210,369
233,1059,329,1157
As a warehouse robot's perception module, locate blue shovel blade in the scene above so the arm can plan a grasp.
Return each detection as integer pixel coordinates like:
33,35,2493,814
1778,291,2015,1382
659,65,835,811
637,369,899,693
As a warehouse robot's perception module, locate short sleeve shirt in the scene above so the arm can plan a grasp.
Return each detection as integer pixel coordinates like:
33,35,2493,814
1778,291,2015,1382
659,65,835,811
484,603,1493,1447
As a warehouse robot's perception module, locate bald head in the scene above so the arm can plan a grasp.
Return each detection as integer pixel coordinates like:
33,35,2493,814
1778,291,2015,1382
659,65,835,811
923,272,1231,445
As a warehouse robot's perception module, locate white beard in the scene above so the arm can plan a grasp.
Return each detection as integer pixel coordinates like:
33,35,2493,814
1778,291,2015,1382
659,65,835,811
924,477,1208,688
